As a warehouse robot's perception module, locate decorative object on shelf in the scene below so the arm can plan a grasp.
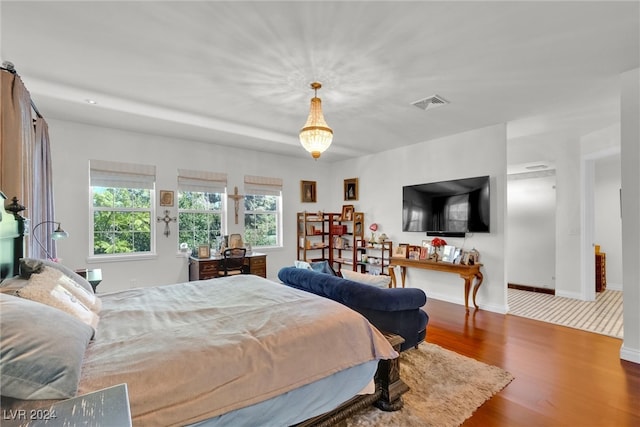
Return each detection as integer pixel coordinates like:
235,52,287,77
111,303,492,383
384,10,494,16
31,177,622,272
430,237,447,262
369,223,378,244
344,178,358,201
392,243,409,258
156,210,177,237
159,190,174,206
300,180,317,203
228,186,244,224
378,233,388,243
299,82,333,159
197,244,210,259
468,248,480,265
32,220,69,260
341,204,354,221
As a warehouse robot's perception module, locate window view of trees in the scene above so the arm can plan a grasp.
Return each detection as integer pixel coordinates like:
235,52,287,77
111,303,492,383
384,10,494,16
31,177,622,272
178,191,223,250
92,187,152,254
244,194,279,247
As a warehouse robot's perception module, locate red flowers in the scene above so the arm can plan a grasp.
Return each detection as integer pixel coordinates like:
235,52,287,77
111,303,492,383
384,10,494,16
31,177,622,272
369,223,378,232
431,237,447,247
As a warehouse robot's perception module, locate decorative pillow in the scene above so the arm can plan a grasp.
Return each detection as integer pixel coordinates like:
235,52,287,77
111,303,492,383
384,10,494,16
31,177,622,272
0,293,94,399
17,271,100,332
340,269,391,289
309,260,337,276
21,258,95,295
30,267,102,313
294,260,312,270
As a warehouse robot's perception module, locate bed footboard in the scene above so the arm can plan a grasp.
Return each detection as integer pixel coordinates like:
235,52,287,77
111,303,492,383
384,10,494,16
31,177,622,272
293,332,408,427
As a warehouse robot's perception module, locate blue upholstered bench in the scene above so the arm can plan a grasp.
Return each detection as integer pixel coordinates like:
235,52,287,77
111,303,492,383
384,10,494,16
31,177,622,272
278,266,428,351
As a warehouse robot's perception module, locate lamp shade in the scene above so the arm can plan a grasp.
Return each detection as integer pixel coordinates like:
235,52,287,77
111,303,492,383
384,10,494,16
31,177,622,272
299,82,333,159
32,220,69,259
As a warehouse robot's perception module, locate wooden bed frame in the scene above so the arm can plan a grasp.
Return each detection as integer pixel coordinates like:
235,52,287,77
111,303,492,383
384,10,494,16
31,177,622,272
0,193,408,426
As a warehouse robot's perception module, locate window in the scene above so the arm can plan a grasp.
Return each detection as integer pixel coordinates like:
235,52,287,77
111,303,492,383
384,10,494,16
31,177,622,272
177,169,227,251
244,175,282,248
90,160,156,257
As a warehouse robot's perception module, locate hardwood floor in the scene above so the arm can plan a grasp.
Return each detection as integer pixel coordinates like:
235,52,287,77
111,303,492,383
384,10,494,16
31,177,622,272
424,298,640,426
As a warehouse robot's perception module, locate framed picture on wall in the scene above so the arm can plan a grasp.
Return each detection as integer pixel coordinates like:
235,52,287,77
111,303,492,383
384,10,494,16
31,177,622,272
344,178,358,201
159,190,174,207
301,180,317,203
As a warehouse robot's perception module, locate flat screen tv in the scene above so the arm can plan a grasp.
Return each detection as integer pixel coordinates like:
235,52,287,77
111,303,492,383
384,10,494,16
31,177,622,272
402,175,490,236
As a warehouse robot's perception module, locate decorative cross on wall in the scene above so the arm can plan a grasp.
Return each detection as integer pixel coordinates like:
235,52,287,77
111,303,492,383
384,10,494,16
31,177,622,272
228,186,244,225
157,210,177,237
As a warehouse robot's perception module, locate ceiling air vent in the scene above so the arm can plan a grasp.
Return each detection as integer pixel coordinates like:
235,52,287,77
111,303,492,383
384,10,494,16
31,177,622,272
411,94,449,111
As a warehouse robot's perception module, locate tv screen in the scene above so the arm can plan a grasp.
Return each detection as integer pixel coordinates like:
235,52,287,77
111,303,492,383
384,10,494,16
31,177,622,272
402,176,490,235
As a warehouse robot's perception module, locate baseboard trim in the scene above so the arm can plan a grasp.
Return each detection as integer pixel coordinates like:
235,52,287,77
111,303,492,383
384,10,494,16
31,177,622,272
620,345,640,364
508,283,555,295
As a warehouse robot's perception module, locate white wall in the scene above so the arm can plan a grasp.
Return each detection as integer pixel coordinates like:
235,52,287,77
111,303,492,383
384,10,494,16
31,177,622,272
49,119,334,292
330,124,508,313
620,67,640,364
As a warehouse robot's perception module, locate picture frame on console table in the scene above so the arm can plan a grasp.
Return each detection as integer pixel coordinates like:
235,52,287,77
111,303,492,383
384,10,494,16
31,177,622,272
392,243,408,258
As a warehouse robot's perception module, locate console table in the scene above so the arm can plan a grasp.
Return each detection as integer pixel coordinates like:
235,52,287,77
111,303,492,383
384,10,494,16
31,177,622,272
189,252,266,281
389,258,483,313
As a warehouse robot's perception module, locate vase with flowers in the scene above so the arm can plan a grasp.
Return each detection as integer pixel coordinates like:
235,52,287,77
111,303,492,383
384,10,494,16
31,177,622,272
430,237,447,261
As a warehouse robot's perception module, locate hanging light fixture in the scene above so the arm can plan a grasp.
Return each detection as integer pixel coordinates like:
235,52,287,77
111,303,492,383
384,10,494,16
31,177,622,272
299,82,333,159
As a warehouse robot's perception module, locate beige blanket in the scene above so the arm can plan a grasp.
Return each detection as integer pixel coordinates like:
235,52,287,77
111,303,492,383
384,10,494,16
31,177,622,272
78,275,397,426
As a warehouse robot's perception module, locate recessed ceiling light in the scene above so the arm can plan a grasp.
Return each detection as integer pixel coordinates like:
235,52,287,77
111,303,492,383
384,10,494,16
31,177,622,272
85,99,97,105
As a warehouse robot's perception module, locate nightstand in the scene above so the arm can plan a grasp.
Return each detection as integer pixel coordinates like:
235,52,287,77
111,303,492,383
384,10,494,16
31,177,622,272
75,268,103,292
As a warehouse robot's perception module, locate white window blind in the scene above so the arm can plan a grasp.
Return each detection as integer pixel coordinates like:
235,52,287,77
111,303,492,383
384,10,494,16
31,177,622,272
244,175,283,196
178,169,227,193
90,160,156,189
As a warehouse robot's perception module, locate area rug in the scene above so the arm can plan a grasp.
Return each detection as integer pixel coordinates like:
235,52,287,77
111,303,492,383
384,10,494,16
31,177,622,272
346,343,514,427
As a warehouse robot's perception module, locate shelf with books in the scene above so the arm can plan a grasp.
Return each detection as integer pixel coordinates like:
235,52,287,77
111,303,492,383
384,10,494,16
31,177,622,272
297,211,331,262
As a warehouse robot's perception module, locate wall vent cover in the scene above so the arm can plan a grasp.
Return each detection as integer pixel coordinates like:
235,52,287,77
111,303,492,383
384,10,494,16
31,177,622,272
411,94,449,111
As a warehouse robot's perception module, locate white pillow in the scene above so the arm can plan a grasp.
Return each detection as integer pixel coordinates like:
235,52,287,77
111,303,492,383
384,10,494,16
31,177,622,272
294,260,312,270
29,267,101,313
341,269,391,289
17,273,100,333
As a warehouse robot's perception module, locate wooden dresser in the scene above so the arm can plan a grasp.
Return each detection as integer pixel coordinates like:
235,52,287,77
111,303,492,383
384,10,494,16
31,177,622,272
595,252,606,292
189,252,267,281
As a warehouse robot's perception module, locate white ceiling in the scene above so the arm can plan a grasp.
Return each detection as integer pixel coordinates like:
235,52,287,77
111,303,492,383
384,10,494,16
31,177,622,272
1,1,638,162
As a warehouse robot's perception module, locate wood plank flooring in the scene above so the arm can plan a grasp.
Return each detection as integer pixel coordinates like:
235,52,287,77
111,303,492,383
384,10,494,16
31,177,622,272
424,298,640,426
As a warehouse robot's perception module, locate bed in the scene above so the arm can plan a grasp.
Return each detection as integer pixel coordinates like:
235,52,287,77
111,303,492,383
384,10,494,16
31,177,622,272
0,196,402,426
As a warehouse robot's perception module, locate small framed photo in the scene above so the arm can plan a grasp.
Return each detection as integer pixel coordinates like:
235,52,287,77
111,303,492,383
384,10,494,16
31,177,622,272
197,245,210,259
344,178,358,201
392,243,409,258
159,190,174,207
341,204,354,221
301,180,317,203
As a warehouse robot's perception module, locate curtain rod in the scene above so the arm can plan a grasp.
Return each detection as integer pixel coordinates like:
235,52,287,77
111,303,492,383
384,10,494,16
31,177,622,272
1,61,44,119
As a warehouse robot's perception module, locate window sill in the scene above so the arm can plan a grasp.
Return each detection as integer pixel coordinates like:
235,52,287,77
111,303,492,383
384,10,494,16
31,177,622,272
87,253,158,264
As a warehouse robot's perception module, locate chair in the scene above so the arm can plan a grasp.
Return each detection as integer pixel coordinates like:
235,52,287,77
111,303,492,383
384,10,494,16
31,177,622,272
218,248,247,277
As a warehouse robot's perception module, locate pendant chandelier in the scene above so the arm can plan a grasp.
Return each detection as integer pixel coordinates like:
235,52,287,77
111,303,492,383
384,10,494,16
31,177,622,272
299,82,333,159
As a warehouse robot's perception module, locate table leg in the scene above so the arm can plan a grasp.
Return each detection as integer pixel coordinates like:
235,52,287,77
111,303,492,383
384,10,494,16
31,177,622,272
463,278,471,313
389,267,397,288
471,271,484,309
